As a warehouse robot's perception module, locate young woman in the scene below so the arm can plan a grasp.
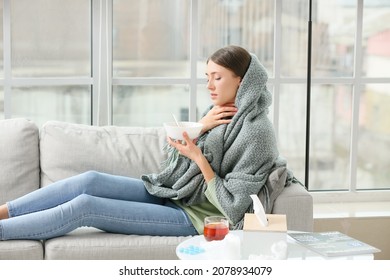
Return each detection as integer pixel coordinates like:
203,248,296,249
0,45,288,240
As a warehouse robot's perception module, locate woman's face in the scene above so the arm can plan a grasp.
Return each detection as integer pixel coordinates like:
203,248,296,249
206,60,241,106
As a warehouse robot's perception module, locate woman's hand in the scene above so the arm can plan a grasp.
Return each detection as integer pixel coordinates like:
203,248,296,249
167,132,215,183
167,132,202,162
199,103,238,134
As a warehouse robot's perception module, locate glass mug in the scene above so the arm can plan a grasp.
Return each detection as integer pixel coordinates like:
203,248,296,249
203,216,229,241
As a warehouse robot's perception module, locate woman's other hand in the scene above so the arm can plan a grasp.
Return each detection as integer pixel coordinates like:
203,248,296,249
199,103,238,134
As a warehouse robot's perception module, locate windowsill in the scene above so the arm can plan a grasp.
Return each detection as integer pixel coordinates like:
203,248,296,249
310,190,390,219
314,201,390,219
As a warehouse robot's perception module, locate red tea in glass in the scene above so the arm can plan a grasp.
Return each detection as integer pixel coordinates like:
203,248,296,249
203,216,229,241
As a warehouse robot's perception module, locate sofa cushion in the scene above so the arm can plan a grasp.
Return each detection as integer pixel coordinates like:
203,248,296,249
0,240,43,260
44,227,191,260
0,118,40,204
39,121,168,186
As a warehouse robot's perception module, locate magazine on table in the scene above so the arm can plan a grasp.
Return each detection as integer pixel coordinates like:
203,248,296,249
288,231,381,257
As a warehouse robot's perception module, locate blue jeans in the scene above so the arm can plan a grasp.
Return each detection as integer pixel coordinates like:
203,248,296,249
0,171,197,240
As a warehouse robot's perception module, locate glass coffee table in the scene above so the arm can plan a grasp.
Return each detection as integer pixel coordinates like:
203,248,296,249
176,230,374,260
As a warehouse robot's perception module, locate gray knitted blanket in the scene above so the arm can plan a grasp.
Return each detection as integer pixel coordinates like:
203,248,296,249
142,54,290,228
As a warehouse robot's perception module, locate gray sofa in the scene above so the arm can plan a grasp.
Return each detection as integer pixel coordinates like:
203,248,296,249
0,118,313,260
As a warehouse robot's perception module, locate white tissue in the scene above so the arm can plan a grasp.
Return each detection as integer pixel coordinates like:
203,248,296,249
250,194,268,227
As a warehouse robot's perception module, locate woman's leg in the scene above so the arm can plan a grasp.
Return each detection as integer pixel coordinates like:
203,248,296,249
0,194,197,240
6,171,161,218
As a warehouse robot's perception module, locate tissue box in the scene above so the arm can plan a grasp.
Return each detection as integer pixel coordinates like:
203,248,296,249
242,213,287,259
243,213,287,232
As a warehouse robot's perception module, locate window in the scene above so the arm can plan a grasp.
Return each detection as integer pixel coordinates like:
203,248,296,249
1,0,389,198
276,0,390,194
1,0,91,126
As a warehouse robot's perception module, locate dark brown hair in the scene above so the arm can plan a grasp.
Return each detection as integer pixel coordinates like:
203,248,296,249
207,45,251,79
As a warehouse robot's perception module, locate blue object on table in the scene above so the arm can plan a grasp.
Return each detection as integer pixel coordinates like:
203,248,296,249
179,245,205,255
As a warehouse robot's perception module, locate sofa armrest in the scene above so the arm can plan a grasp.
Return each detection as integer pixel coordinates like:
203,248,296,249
0,118,40,204
272,183,313,232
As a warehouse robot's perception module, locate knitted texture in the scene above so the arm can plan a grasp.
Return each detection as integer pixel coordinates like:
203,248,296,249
141,54,287,228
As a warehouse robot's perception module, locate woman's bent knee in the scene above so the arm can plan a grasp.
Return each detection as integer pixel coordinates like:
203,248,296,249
80,170,102,181
76,171,105,191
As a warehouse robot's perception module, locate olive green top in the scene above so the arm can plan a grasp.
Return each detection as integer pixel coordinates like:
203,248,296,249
173,177,227,234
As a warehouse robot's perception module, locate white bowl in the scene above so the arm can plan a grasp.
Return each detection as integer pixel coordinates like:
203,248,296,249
163,122,203,140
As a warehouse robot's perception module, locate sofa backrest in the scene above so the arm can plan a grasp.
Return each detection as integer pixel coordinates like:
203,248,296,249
39,121,168,186
0,118,40,204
